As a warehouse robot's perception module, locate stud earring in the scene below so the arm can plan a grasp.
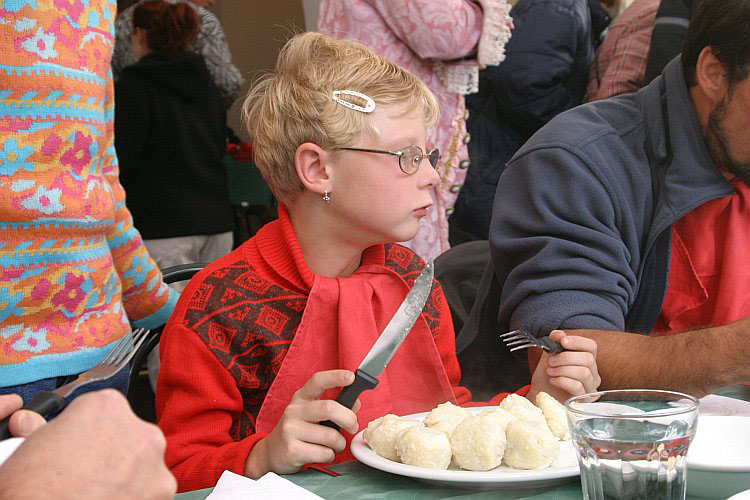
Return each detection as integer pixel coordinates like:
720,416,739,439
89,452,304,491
323,191,331,204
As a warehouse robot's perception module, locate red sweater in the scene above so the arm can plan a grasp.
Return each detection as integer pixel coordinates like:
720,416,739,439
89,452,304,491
156,208,518,492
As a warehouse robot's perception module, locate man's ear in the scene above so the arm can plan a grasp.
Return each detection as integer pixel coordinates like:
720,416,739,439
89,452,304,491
294,142,331,196
695,46,729,104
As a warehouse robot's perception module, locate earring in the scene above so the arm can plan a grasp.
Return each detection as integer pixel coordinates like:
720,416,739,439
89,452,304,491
323,191,331,204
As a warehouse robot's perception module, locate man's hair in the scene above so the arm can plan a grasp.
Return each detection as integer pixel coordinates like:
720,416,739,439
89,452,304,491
133,1,200,52
682,0,750,87
241,32,439,202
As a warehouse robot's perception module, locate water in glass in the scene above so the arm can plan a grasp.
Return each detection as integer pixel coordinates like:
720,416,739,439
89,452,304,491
566,390,699,500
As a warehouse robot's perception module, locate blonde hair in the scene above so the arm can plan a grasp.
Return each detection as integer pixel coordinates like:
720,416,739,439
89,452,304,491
242,32,440,202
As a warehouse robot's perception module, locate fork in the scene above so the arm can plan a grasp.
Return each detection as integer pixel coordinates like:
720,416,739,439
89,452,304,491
0,328,150,439
500,329,565,354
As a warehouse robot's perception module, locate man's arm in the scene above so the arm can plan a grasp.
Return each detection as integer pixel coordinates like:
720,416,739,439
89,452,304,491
529,319,750,397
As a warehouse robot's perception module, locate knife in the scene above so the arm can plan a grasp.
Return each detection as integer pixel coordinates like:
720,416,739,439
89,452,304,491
321,259,435,430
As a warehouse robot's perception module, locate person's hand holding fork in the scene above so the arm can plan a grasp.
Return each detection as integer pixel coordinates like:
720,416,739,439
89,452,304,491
0,390,176,500
527,330,601,403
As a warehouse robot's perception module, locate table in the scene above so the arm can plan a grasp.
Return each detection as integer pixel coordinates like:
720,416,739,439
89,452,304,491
176,385,750,500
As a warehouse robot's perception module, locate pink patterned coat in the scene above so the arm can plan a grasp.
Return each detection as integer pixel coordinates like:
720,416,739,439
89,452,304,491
319,0,492,259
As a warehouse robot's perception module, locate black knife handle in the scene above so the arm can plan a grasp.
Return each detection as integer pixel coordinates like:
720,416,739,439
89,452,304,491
320,369,379,431
0,391,65,440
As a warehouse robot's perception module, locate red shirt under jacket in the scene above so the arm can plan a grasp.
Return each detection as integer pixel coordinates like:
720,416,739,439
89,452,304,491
156,205,523,492
655,177,750,334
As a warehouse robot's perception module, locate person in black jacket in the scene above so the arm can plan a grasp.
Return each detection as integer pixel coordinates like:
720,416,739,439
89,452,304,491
115,0,234,278
449,0,612,243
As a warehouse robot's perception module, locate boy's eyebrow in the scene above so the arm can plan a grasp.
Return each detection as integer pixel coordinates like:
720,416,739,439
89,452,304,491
383,136,421,149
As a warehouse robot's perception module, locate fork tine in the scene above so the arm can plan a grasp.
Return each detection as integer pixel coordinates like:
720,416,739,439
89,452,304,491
501,335,526,342
111,328,149,368
499,331,524,338
509,344,534,352
48,328,151,400
98,330,134,365
505,339,533,347
107,328,147,366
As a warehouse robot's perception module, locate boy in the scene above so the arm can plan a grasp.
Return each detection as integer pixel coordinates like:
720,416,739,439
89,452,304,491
156,32,600,492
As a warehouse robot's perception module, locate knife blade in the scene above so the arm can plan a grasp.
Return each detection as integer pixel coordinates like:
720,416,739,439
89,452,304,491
322,259,435,430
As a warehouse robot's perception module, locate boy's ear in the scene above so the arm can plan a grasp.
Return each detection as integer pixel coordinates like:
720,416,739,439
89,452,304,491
695,46,729,104
294,142,331,195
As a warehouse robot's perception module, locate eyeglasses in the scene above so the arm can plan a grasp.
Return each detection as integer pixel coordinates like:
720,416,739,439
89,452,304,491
339,145,441,175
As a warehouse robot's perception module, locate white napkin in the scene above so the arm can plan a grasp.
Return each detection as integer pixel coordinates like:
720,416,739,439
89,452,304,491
206,470,323,500
698,394,750,416
0,437,25,467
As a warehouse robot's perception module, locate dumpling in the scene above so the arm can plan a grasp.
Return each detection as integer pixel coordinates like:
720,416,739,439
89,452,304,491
535,391,570,440
395,425,452,469
363,414,420,462
503,420,559,469
499,393,547,426
476,408,515,431
423,401,470,437
450,413,507,471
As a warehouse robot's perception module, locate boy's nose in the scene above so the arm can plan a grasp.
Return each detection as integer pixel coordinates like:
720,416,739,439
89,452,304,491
419,159,441,189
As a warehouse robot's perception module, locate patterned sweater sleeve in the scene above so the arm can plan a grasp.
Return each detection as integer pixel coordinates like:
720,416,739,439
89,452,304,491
195,8,245,108
111,6,135,80
367,0,483,60
157,323,266,493
102,68,177,327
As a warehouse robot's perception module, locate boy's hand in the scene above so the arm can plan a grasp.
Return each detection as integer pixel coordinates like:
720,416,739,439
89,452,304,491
528,330,600,403
245,369,361,478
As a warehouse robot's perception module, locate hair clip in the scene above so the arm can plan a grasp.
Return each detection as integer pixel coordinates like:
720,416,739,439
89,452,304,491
331,90,376,113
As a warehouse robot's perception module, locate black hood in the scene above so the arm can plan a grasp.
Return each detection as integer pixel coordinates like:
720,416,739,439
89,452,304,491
124,50,211,102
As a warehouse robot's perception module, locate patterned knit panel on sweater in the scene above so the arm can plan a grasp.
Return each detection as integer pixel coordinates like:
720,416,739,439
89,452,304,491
0,0,175,386
182,244,442,439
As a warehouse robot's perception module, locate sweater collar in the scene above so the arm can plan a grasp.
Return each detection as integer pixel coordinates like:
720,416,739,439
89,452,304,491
252,204,386,294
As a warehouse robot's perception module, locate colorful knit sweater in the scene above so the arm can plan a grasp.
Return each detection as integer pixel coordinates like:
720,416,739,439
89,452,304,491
0,0,177,386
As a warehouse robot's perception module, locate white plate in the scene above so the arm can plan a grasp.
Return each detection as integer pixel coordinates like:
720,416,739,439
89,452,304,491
687,416,750,499
351,407,579,490
0,437,24,467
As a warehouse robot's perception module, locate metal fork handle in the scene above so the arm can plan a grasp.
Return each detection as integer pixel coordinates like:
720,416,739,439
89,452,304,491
54,372,94,399
0,391,65,440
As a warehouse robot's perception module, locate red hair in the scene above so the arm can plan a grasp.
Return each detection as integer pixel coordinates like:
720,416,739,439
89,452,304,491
132,1,200,51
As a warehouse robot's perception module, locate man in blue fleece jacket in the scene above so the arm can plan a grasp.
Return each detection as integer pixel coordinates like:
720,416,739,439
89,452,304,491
457,0,750,400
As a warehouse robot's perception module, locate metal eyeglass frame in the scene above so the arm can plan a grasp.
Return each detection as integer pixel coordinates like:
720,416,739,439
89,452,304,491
339,146,440,175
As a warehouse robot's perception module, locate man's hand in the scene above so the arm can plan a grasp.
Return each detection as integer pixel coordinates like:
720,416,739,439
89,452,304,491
0,395,46,438
528,330,601,403
0,390,176,500
245,369,361,478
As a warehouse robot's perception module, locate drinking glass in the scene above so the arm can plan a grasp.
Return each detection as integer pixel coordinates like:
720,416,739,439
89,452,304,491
565,390,699,500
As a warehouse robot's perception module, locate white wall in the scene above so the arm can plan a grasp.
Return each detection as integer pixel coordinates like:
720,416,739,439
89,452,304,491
213,1,306,141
